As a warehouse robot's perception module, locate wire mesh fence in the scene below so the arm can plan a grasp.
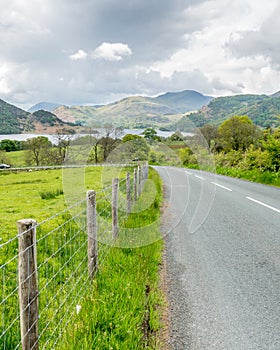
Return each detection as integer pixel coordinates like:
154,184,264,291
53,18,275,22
0,163,148,350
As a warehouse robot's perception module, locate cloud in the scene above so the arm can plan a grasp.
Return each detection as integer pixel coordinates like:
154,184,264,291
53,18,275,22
91,42,132,61
69,50,88,61
1,0,280,108
226,4,280,67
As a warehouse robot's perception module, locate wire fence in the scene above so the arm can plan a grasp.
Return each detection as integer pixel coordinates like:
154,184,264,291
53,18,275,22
0,163,148,350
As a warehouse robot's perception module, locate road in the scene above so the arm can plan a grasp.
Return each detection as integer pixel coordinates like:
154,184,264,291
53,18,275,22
155,166,280,350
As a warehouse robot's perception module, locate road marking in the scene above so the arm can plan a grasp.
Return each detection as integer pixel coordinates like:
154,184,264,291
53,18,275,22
195,175,205,180
185,170,192,175
211,182,232,192
246,196,280,214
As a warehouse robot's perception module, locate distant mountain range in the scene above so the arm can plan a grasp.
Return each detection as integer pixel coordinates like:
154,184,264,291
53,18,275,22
36,90,213,128
1,90,280,135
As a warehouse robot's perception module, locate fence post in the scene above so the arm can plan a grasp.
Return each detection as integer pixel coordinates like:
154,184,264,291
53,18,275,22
134,168,137,201
138,166,141,198
112,178,119,238
17,219,39,350
87,190,98,280
126,172,131,215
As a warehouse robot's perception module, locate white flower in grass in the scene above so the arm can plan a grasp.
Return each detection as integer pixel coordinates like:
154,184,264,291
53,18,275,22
76,304,82,314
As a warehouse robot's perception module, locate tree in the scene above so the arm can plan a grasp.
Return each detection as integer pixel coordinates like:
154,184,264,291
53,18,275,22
142,128,158,144
168,131,184,142
218,116,258,152
122,134,150,160
52,129,73,164
0,139,20,152
25,136,52,166
262,127,280,171
198,124,218,149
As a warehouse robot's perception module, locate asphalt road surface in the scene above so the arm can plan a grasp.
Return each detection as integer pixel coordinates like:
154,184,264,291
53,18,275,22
155,166,280,350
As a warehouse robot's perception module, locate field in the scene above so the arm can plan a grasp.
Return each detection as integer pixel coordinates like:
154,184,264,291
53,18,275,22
0,166,164,349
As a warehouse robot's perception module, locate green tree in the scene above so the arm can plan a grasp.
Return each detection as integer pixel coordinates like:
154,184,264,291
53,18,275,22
168,131,184,142
218,116,258,151
142,128,157,144
262,128,280,171
122,134,150,160
0,139,20,152
198,124,218,149
25,136,52,166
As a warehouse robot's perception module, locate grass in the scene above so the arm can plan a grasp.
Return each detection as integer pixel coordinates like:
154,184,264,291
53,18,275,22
58,167,164,349
215,167,280,187
0,166,164,349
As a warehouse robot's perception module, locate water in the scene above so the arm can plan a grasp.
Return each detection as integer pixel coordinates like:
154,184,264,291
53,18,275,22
0,129,193,144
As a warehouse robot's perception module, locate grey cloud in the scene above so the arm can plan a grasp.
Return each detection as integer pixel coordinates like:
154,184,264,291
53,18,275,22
227,5,280,67
0,0,222,107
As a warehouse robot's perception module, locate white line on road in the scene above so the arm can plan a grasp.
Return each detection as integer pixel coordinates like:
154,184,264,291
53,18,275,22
185,171,192,175
211,182,233,192
195,175,205,180
246,196,280,214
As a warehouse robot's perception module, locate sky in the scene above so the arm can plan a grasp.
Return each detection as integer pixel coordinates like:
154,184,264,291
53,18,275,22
0,0,280,110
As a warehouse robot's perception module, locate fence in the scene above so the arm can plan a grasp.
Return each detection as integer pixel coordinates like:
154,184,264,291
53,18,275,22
0,163,148,350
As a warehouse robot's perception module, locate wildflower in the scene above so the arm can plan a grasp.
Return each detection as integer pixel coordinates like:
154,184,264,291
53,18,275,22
76,304,82,314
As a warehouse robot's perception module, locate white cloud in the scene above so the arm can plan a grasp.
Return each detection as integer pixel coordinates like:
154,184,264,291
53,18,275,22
91,42,132,61
69,50,88,61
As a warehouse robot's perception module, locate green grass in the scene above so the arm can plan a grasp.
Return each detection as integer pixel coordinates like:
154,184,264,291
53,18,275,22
215,167,280,187
0,166,164,349
58,167,164,349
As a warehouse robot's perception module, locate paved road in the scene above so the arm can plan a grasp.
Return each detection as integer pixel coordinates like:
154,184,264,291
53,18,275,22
155,167,280,350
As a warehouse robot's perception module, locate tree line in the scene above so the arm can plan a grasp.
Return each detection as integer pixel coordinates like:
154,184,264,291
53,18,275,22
178,115,280,174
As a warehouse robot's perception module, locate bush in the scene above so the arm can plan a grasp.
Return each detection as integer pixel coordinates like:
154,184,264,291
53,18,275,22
40,189,64,199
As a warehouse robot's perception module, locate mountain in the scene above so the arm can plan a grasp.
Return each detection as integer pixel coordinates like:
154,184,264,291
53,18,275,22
270,91,280,98
0,99,34,134
0,99,76,134
153,90,213,113
28,102,62,113
174,94,280,130
53,90,212,128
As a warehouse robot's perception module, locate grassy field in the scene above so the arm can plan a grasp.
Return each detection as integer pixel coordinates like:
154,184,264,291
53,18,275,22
0,166,164,349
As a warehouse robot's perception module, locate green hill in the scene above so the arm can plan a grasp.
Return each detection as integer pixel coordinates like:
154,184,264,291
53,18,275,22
32,110,65,126
53,90,213,128
0,100,73,134
174,94,280,130
53,96,179,128
0,99,34,134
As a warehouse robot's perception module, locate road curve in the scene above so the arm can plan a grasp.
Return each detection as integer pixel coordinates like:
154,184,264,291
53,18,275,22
155,166,280,350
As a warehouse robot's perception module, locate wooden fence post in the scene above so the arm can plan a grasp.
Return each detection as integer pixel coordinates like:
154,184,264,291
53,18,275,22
134,168,137,201
112,178,119,238
126,172,131,215
138,166,141,198
87,190,98,280
17,219,39,350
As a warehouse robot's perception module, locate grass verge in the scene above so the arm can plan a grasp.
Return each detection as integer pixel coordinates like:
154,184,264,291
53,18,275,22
59,167,164,349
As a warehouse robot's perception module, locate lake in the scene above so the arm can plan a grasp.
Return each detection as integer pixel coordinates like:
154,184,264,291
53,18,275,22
0,129,193,144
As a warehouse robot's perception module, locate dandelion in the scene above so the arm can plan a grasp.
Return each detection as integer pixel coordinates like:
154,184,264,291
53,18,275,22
76,304,82,314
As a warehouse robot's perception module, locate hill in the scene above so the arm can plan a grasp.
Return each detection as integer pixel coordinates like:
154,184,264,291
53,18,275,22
0,99,34,134
174,94,280,130
28,102,62,113
53,90,212,128
0,100,76,134
153,89,213,113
